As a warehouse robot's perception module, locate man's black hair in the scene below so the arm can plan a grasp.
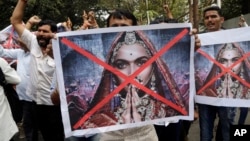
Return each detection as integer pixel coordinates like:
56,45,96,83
106,9,137,27
203,5,223,17
38,19,57,32
150,16,178,24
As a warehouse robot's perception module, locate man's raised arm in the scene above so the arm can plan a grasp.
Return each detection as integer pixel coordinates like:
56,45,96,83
10,0,28,37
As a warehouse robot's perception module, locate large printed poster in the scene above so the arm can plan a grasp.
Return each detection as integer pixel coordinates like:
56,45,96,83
195,27,250,107
53,24,194,137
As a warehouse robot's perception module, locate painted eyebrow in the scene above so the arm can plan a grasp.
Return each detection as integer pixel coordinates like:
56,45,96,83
119,55,149,60
134,56,150,61
114,56,149,63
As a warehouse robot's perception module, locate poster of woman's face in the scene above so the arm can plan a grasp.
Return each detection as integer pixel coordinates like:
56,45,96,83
195,27,250,107
53,24,194,136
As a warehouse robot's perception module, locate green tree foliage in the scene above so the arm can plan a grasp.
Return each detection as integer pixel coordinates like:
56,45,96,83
199,0,249,20
0,0,249,30
97,0,187,24
0,0,17,29
0,0,99,30
221,0,242,20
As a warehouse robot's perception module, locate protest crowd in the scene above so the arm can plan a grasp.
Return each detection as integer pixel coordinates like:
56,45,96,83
0,0,249,141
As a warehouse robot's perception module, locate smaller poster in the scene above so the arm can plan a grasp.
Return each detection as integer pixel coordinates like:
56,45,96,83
0,25,21,49
0,25,21,65
195,27,250,107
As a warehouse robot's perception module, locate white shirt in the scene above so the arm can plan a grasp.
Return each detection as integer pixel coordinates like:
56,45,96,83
0,57,21,141
0,45,32,101
21,29,55,105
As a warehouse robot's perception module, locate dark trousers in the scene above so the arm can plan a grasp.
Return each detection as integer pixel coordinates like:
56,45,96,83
22,101,38,141
34,103,65,141
198,104,233,141
65,136,90,141
154,121,185,141
238,107,248,125
215,107,236,141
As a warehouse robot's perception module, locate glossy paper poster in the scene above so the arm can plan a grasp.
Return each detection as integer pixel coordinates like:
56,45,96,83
53,24,194,137
0,25,21,49
195,27,250,107
0,25,21,65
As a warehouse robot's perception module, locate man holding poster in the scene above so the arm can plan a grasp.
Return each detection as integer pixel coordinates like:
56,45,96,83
195,5,240,141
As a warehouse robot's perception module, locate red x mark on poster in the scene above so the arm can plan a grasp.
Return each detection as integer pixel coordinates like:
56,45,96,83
60,29,189,129
1,27,20,49
196,49,250,94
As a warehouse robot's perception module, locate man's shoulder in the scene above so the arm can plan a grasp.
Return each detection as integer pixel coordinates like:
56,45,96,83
22,28,36,37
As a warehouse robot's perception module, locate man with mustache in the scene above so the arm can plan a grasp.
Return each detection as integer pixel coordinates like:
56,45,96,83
10,0,64,140
197,5,235,141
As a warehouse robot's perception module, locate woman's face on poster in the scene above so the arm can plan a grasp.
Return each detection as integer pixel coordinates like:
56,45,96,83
113,43,153,87
218,47,242,75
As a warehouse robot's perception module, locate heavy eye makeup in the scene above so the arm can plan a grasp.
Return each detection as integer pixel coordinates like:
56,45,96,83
219,58,228,64
113,57,149,70
231,57,240,63
219,57,240,64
